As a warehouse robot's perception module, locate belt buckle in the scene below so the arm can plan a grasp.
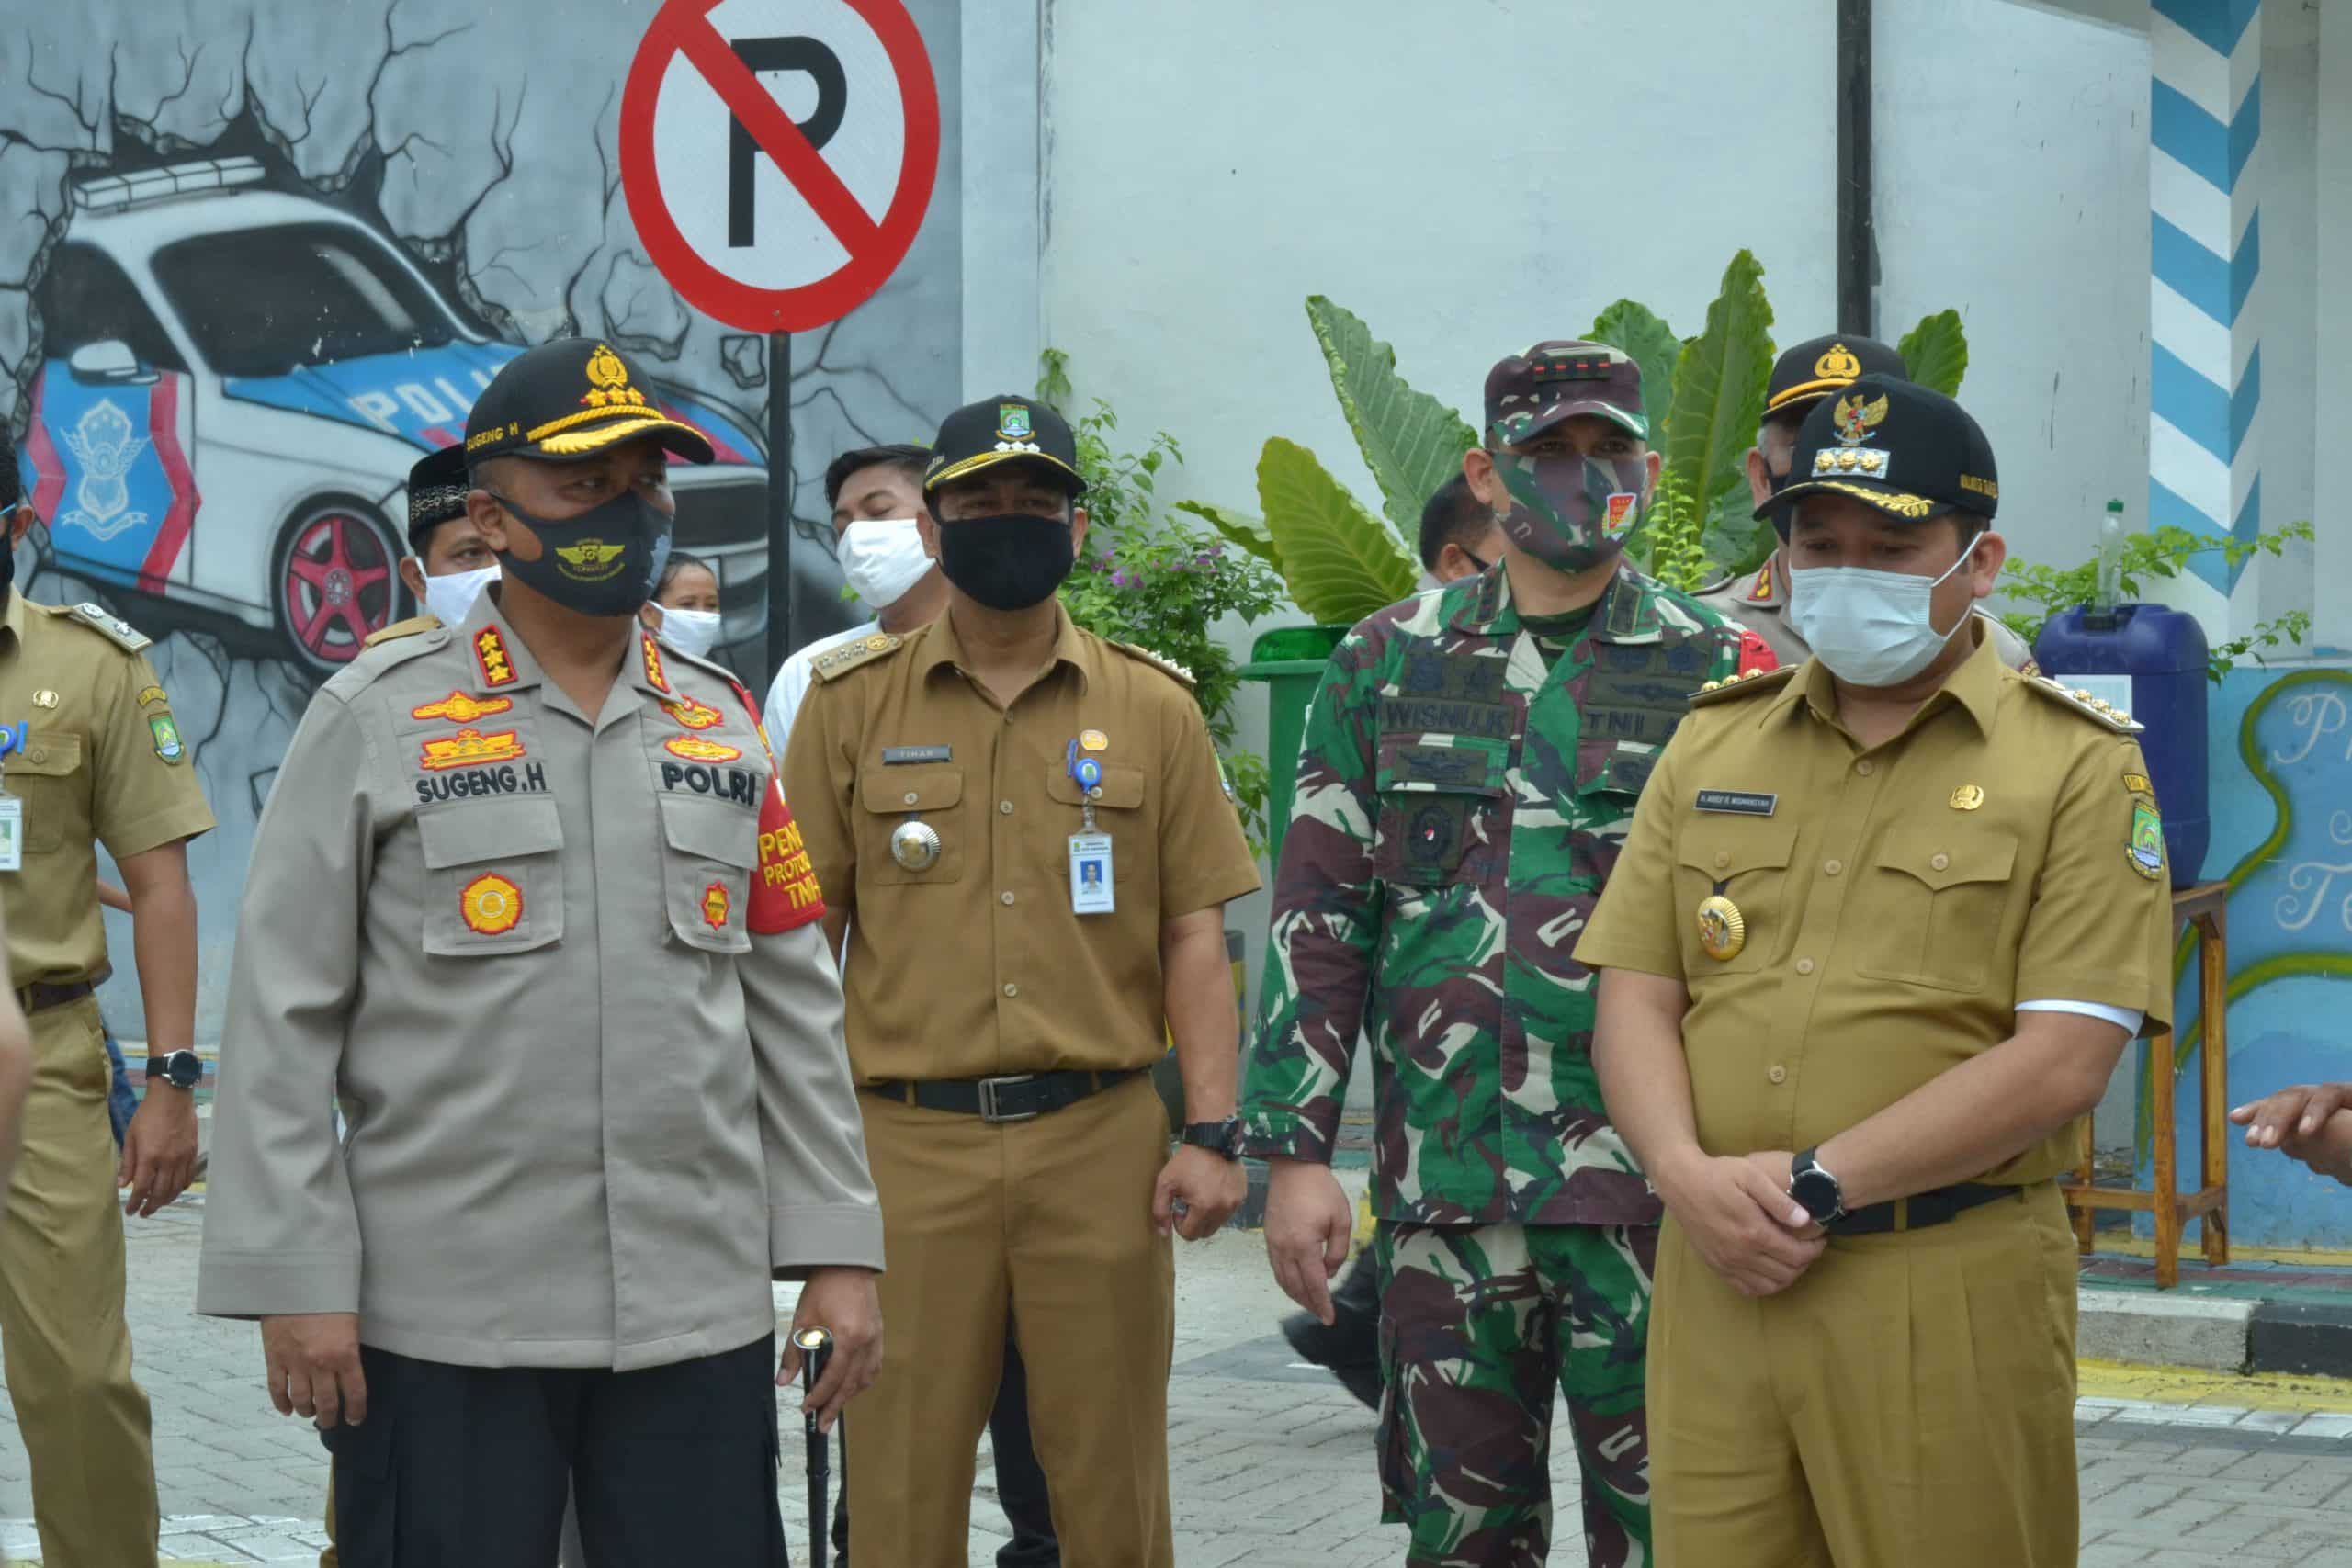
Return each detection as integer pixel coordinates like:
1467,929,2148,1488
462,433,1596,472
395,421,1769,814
977,1074,1039,1124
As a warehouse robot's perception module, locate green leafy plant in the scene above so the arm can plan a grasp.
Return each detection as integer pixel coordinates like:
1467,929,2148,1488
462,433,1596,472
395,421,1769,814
1191,272,1973,628
1998,520,2316,681
1039,351,1285,852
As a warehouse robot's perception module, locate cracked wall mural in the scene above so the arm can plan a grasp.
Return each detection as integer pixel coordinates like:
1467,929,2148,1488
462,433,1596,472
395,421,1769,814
0,0,963,1041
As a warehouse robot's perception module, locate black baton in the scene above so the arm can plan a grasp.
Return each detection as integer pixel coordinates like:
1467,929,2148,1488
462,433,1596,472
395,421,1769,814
796,1325,834,1568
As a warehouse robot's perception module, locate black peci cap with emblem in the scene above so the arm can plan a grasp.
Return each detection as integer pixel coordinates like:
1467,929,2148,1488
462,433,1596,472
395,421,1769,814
404,443,470,552
922,395,1087,498
1762,373,1999,525
1763,333,1908,423
463,338,715,468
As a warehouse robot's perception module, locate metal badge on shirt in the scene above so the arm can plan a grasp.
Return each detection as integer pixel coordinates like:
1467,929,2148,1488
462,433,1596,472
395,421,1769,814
1066,736,1114,914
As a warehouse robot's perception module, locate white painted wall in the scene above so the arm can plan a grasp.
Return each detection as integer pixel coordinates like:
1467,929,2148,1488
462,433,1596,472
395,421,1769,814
1877,0,2154,604
2318,0,2352,654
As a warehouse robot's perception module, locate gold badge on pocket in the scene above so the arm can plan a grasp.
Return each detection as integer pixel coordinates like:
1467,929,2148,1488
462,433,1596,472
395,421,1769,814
889,818,941,871
1696,894,1747,962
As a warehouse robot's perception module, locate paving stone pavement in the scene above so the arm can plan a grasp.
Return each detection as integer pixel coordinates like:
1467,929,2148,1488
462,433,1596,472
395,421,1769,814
0,1194,2347,1564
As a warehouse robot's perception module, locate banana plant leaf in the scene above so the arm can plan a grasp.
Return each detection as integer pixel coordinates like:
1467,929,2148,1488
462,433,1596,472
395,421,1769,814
1663,251,1775,563
1897,309,1969,397
1304,296,1479,543
1588,299,1683,441
1174,499,1283,570
1256,437,1419,626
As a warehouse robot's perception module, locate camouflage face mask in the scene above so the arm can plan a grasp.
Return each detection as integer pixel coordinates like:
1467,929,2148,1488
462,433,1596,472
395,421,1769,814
1494,452,1648,572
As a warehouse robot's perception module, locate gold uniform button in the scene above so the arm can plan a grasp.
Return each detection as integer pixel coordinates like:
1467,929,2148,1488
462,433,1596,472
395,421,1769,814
1000,800,1015,815
1002,983,1020,998
1930,852,1951,872
1796,958,1816,976
1825,860,1843,876
1000,891,1016,906
1855,760,1875,777
1768,1066,1788,1085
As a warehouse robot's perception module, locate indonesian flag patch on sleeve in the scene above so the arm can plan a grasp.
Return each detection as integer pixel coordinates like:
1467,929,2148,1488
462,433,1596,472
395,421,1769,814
749,773,827,934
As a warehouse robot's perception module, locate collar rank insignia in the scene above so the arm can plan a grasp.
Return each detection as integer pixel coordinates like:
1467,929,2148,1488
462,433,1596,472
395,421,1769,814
641,631,670,694
661,692,726,730
413,690,514,724
474,627,517,688
1832,391,1890,446
420,728,527,771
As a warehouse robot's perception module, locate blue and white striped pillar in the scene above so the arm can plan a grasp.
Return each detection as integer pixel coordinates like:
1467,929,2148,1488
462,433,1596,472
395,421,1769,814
2149,0,2261,630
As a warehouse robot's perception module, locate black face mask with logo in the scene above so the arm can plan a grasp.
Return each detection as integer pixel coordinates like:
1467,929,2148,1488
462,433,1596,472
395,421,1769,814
487,490,672,618
936,513,1076,611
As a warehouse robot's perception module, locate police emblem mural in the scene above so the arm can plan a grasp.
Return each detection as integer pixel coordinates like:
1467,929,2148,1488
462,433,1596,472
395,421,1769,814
0,0,967,1044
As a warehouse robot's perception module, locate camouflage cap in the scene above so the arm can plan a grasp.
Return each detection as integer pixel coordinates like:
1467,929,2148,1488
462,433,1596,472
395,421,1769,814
1484,341,1646,446
404,442,470,552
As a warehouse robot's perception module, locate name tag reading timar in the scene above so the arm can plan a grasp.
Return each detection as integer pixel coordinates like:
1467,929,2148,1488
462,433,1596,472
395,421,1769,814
1694,789,1777,817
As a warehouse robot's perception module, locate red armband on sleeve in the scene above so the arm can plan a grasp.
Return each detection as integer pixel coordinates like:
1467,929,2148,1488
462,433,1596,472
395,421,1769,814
1736,627,1778,675
749,774,827,934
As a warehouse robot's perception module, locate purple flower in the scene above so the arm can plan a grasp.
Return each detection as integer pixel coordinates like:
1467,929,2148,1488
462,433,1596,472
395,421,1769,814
1112,570,1132,588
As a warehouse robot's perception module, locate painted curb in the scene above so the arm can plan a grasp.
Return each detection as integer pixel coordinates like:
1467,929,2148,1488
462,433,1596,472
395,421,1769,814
2076,1288,2253,1371
2248,1300,2352,1379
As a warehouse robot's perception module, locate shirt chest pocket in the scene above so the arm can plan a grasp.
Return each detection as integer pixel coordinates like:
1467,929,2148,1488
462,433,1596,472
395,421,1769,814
6,731,84,853
417,798,566,957
857,767,966,886
1854,830,2019,992
1044,764,1146,883
658,795,755,954
1374,733,1505,888
1673,820,1797,976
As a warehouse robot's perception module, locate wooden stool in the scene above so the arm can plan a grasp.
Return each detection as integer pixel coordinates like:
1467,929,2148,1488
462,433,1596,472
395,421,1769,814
2062,881,2229,1288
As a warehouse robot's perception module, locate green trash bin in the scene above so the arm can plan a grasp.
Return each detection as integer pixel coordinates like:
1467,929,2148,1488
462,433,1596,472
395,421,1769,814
1238,624,1349,874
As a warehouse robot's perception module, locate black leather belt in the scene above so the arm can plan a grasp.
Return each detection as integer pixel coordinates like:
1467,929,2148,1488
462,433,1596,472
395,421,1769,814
15,979,96,1014
1832,1181,2024,1235
865,1067,1146,1124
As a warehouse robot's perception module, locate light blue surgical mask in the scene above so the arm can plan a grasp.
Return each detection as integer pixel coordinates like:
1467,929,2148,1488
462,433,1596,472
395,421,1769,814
1785,539,1978,687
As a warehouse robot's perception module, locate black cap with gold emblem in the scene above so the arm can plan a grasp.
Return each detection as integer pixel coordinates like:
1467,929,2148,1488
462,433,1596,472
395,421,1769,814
463,338,716,468
1762,333,1908,422
1763,373,1999,525
921,394,1086,498
404,442,470,552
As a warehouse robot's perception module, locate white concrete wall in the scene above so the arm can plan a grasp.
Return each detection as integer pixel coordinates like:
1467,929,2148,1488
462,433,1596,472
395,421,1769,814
2319,0,2352,654
1877,0,2154,599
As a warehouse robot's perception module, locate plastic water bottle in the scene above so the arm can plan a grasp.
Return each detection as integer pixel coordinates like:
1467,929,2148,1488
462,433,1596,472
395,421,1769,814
2087,499,2125,630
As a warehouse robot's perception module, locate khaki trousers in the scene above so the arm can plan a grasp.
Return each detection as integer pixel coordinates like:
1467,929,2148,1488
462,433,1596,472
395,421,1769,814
1650,1182,2080,1568
0,996,158,1565
847,1072,1174,1568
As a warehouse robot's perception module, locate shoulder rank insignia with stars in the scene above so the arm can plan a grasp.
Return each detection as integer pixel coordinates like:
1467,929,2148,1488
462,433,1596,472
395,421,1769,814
1110,638,1196,690
474,626,518,688
2024,674,2143,732
809,632,905,682
66,601,153,652
1690,665,1797,706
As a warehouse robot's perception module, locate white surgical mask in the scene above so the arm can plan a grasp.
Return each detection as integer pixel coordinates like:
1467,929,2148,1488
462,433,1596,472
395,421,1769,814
422,563,499,627
837,517,933,609
1785,541,1977,687
651,604,724,659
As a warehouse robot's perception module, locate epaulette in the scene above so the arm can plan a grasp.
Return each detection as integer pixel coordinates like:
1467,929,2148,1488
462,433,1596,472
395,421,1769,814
363,615,441,648
2023,674,2143,732
1690,665,1797,706
809,631,904,682
62,601,152,652
1110,638,1196,690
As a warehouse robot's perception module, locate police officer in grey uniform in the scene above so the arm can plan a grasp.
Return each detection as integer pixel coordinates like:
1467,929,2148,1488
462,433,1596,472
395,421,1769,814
1695,334,2035,670
199,339,884,1566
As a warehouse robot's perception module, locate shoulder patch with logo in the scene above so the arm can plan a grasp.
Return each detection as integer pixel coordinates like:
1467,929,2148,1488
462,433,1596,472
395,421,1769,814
135,684,169,708
148,712,186,763
2125,772,2165,881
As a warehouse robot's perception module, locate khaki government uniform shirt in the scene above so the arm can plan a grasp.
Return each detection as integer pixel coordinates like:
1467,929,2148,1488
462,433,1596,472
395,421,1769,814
782,606,1261,1083
1575,627,2174,1185
197,597,882,1371
0,591,216,988
1695,549,2038,671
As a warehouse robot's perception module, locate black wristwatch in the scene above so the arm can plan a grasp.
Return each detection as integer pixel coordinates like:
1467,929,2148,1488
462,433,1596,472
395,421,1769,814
1180,1118,1245,1161
145,1050,202,1090
1789,1146,1845,1224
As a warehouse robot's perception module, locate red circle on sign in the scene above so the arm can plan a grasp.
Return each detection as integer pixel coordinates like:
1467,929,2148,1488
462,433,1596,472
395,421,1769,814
620,0,941,333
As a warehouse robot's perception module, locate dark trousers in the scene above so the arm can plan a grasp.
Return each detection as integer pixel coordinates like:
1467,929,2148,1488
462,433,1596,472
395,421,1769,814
835,1322,1058,1567
324,1336,787,1568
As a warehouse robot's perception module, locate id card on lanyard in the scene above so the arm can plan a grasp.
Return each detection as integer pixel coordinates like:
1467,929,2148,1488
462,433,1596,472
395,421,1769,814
1065,736,1114,915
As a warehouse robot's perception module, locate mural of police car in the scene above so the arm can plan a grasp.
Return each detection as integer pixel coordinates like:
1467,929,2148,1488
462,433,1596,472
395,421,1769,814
17,156,775,673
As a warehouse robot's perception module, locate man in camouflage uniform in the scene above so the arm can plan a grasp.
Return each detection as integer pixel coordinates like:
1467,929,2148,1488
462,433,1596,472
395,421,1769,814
1695,333,2034,671
1244,342,1772,1567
